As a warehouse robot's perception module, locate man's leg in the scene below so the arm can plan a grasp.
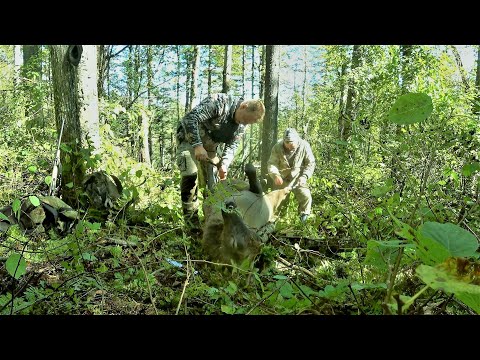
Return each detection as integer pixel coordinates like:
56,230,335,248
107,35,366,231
176,142,200,230
292,185,312,222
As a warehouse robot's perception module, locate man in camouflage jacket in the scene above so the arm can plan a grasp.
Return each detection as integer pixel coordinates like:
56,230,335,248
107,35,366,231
176,93,265,229
267,128,315,222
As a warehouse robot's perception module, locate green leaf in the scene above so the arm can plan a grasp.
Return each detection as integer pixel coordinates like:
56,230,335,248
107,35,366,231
5,253,27,279
273,275,288,280
12,199,21,218
81,253,97,262
455,292,480,314
28,165,37,173
28,196,40,207
387,93,433,125
418,222,478,257
364,240,405,270
0,212,9,222
44,176,52,186
416,264,480,295
221,305,236,314
225,281,237,295
66,182,74,189
86,222,101,231
415,233,451,266
461,162,480,177
135,170,142,177
279,282,294,298
371,185,392,197
350,282,387,291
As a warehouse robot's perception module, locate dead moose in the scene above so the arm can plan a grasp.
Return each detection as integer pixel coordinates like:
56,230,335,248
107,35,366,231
202,163,292,264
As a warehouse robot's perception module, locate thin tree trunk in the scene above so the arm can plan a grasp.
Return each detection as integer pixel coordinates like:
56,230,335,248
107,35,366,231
474,45,480,114
341,45,361,142
301,46,308,134
185,47,191,112
207,45,212,96
260,45,280,178
257,45,266,162
450,45,470,93
190,45,200,109
23,45,43,128
222,45,232,94
249,45,255,162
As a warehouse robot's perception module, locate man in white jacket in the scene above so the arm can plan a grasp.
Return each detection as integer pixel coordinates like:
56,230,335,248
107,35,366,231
267,128,315,222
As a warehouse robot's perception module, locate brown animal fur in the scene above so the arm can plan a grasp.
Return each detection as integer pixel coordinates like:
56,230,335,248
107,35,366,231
202,165,292,264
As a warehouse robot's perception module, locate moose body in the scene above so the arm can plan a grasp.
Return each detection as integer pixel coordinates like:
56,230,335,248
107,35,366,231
202,163,291,264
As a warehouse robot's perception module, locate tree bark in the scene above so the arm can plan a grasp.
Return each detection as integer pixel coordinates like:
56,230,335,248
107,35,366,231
77,45,101,153
190,45,200,109
50,45,85,205
207,45,212,96
450,45,470,93
474,45,480,114
222,45,232,94
260,45,280,179
22,45,43,128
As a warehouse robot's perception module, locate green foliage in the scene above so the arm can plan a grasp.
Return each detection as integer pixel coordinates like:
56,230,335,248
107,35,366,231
5,253,27,279
418,222,479,258
387,93,433,125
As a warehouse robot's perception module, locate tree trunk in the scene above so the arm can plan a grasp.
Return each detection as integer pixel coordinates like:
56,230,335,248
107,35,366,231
257,45,266,162
260,45,280,179
474,45,480,114
249,45,255,162
222,45,232,94
301,46,308,134
78,45,101,153
450,45,470,93
337,59,347,139
185,47,192,112
49,45,85,205
22,45,43,128
341,45,361,142
14,45,23,93
190,45,200,109
97,45,110,99
259,45,265,100
176,45,181,121
207,45,212,96
139,111,151,165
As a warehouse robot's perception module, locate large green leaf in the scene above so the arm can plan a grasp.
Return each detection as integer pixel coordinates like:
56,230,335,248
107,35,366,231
418,222,478,257
28,196,40,207
416,233,451,266
455,292,480,314
387,93,433,125
5,253,27,279
416,264,480,295
364,240,412,270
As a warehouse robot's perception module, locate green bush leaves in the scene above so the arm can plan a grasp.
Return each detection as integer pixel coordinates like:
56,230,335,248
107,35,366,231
388,93,433,125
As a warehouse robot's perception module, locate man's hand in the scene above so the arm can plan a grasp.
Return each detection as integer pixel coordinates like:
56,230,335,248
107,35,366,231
218,165,228,180
274,175,283,186
194,145,208,161
298,176,307,186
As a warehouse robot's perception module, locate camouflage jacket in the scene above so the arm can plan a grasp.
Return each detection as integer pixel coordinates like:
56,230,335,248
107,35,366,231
267,138,315,182
176,93,245,169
